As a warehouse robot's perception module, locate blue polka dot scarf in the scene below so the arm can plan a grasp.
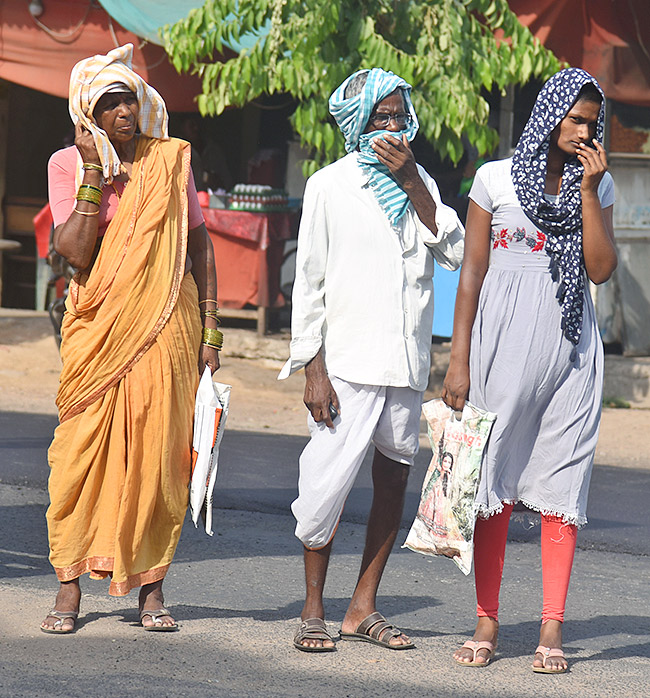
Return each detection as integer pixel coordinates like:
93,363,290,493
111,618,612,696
511,68,605,350
329,68,419,228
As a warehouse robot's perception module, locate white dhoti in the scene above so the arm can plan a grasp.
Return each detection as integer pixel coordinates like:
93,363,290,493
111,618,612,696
292,376,423,549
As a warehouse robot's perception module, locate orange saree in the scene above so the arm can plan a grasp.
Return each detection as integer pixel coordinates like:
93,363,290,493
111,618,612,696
47,136,201,596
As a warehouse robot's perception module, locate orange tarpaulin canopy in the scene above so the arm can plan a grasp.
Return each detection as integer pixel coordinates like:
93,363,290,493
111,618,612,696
0,0,218,112
510,0,650,107
3,1,648,108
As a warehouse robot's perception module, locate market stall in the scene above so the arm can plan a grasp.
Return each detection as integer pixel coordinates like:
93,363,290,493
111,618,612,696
201,207,298,334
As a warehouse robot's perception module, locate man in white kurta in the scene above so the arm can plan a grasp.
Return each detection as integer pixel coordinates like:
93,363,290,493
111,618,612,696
279,68,464,652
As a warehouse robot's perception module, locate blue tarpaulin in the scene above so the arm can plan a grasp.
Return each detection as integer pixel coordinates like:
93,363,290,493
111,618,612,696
98,0,204,45
98,0,261,51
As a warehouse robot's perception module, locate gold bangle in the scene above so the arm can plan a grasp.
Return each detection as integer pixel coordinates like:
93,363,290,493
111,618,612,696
75,193,101,204
202,327,223,350
201,309,221,321
198,298,219,306
76,185,102,206
76,194,102,206
202,341,222,351
82,163,103,172
202,327,223,342
74,207,100,216
78,184,103,194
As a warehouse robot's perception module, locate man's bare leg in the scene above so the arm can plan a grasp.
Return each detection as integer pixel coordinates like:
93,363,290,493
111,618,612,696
297,542,335,649
340,449,411,647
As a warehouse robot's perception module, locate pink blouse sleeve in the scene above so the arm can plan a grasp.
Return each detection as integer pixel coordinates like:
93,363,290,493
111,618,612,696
48,147,78,228
49,144,206,230
187,170,205,229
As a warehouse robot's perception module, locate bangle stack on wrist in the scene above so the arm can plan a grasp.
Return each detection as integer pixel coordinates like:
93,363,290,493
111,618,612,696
202,327,223,351
76,184,103,207
82,162,103,173
199,300,223,349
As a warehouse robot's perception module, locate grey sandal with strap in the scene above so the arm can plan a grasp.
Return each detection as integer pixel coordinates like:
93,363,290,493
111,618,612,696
140,607,179,632
293,617,337,652
40,610,78,634
339,611,415,650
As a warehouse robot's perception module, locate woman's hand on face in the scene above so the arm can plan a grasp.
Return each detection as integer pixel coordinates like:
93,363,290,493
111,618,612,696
371,134,419,187
199,344,220,374
577,139,607,194
441,361,470,412
74,122,101,165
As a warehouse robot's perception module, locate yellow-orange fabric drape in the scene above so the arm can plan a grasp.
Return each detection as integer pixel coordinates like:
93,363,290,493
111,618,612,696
47,136,201,596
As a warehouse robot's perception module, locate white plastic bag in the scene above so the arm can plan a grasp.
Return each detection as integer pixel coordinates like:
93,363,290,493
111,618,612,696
403,398,496,575
190,366,231,535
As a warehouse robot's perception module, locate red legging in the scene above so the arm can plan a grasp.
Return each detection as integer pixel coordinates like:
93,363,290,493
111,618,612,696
474,504,577,623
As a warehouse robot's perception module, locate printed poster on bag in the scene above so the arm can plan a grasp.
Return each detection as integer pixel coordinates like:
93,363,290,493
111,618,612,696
404,399,496,575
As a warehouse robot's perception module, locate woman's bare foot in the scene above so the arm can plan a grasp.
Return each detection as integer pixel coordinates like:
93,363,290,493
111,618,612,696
533,620,567,672
139,580,176,629
453,616,499,665
41,579,81,632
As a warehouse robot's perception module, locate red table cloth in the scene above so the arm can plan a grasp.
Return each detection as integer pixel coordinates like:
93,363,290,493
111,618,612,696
201,208,297,309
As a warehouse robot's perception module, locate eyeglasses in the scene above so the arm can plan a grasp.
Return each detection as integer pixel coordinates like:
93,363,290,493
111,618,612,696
368,112,413,129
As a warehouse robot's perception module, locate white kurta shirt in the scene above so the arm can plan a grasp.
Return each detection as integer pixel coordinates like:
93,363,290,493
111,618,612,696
278,152,464,391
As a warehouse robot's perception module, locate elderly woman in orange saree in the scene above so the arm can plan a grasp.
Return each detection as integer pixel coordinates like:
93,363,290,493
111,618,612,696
41,44,221,633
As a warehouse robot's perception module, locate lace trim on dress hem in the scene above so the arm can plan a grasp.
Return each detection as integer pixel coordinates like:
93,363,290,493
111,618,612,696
476,498,587,529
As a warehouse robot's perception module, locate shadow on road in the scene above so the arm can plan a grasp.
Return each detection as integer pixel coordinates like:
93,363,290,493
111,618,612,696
68,594,445,631
494,615,650,662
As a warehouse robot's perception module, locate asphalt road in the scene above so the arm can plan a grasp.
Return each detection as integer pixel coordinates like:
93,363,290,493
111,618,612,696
0,410,649,697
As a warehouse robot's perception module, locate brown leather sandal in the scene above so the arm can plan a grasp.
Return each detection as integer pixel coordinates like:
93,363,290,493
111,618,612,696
339,611,415,650
293,617,336,652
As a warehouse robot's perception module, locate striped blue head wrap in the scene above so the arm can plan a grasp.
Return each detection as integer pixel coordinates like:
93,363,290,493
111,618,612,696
329,68,419,227
511,68,605,351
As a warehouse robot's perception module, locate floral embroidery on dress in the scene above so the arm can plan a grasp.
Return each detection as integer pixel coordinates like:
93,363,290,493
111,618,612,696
532,231,546,252
493,228,509,249
491,227,546,252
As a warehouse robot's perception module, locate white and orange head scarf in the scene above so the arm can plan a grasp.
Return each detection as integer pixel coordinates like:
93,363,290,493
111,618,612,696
68,43,169,183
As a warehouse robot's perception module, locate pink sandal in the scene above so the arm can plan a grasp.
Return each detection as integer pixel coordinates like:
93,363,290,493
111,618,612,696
454,639,495,667
532,645,567,674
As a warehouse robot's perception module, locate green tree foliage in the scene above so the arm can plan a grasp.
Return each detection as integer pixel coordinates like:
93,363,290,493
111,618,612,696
162,0,561,175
